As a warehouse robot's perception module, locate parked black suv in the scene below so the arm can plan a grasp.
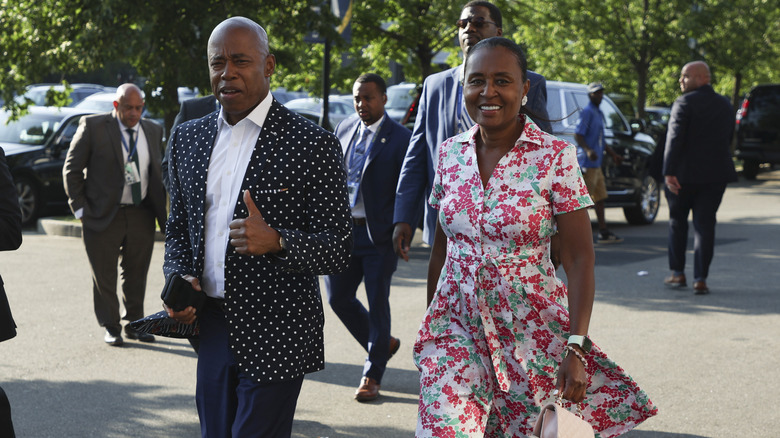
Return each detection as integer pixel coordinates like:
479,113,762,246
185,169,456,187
546,81,660,225
1,107,97,225
734,84,780,179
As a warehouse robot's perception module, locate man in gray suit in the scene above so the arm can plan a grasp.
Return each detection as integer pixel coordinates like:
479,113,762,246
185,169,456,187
63,84,168,346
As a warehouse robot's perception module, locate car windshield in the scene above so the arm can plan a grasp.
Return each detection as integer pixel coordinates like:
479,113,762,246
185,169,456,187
74,98,114,112
387,87,415,110
0,112,63,145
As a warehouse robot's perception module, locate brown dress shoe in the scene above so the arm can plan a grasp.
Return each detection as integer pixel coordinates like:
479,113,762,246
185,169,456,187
664,273,687,288
355,377,380,402
693,281,709,295
389,336,401,359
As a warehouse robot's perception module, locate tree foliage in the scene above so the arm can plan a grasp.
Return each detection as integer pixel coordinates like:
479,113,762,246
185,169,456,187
1,0,778,127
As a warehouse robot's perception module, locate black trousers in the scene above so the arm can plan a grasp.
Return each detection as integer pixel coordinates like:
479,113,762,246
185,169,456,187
665,182,727,281
0,386,15,438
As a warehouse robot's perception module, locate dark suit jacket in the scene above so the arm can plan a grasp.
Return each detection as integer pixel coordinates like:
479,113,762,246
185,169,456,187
0,148,22,343
335,113,410,247
163,96,219,192
394,66,550,243
663,84,738,184
164,99,352,384
63,112,167,232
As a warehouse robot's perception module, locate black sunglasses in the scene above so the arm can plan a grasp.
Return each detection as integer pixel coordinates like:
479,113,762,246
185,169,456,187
456,16,497,29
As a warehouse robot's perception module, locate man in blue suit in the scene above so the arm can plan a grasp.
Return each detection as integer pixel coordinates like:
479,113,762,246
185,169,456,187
325,73,410,402
393,1,551,258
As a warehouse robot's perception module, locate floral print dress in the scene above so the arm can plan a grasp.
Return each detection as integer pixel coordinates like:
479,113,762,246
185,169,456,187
414,118,657,437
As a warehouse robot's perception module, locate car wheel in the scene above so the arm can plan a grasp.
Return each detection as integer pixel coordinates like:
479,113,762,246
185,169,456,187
15,177,40,226
742,159,760,180
623,175,660,225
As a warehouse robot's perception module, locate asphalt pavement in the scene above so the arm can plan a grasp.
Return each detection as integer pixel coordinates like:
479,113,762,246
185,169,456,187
1,168,779,437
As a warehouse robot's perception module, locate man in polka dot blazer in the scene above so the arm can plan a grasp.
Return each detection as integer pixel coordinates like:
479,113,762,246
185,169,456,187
163,17,352,437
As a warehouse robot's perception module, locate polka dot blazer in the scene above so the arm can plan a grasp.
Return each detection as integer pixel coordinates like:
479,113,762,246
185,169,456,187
164,99,353,384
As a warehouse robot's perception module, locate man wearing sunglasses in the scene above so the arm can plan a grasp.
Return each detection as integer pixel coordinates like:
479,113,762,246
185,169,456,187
393,0,552,258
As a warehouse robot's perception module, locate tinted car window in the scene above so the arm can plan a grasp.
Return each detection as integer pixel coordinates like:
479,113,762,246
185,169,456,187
0,112,63,145
53,116,82,146
601,101,629,133
748,87,780,129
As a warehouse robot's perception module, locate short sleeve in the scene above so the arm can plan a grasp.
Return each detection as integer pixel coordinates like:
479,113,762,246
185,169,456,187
551,143,594,215
575,108,591,137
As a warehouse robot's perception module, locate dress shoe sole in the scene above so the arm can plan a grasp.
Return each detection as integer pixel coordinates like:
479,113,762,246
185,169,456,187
355,392,379,402
125,332,155,342
664,281,687,289
105,337,124,346
694,287,710,295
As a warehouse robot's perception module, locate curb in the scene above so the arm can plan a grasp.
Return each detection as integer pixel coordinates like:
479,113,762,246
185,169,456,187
37,218,165,241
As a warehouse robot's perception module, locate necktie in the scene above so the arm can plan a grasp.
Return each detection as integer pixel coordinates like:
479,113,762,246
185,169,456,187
126,128,142,205
348,127,370,184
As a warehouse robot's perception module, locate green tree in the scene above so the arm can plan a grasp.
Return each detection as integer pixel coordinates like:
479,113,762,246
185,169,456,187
508,0,692,116
689,0,780,107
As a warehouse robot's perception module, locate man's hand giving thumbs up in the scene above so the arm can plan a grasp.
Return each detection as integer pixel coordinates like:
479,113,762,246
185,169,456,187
229,190,283,255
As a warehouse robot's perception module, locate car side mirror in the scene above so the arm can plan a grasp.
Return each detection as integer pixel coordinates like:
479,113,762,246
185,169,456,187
629,118,646,135
50,139,71,158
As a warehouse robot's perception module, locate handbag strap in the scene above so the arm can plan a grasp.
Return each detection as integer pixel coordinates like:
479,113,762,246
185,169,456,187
555,393,585,418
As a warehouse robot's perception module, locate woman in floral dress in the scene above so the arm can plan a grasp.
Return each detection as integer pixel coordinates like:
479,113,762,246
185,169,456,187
414,37,657,437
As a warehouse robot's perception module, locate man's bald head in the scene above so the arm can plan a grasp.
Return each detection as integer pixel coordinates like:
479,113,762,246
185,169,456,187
113,83,144,128
207,16,276,125
208,17,269,55
679,61,711,93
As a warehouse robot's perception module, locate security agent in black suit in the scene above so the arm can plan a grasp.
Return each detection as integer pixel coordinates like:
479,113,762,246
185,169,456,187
162,95,218,192
0,147,23,437
662,61,737,294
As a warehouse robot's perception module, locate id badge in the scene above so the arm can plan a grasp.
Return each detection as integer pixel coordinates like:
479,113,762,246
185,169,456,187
124,161,141,185
347,181,359,207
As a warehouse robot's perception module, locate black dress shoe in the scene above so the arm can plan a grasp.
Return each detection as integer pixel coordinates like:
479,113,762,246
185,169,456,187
125,326,155,343
104,328,124,346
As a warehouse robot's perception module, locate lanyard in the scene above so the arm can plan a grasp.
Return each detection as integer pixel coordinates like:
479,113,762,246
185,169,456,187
120,128,139,161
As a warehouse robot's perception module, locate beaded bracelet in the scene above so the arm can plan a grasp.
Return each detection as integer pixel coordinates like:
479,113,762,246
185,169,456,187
564,345,588,368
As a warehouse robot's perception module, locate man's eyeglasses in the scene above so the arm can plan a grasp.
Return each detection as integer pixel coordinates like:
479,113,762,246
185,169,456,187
456,16,497,29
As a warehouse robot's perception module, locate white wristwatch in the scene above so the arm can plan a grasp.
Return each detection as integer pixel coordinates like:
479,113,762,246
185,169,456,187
567,334,592,353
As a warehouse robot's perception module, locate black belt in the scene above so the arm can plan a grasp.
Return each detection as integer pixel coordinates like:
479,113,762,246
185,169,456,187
352,217,367,226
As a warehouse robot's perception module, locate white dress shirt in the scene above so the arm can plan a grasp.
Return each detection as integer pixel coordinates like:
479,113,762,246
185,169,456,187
119,120,150,205
201,94,273,299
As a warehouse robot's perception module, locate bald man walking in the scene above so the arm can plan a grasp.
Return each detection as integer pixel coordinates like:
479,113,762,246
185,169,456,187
662,61,737,294
64,84,167,345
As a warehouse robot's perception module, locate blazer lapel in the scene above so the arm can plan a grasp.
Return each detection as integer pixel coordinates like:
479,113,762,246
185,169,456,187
105,114,125,170
365,113,392,168
234,101,281,215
